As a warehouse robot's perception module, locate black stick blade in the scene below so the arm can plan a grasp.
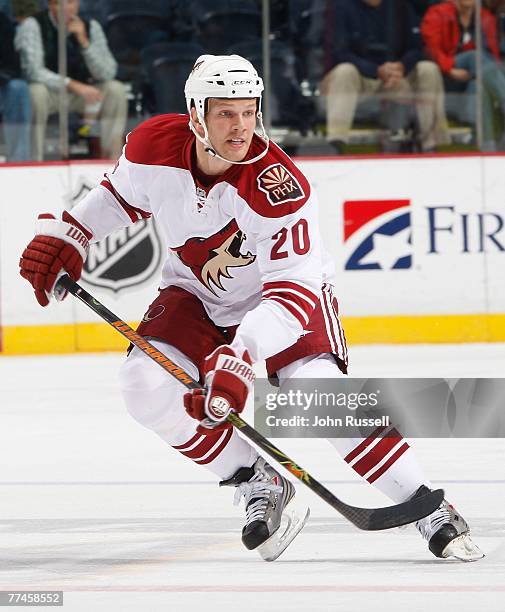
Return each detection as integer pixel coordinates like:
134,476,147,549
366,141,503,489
330,488,445,531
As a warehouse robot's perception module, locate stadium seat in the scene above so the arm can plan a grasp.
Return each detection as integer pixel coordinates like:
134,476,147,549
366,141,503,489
79,0,105,24
193,0,261,55
104,1,171,82
141,42,206,115
227,40,313,132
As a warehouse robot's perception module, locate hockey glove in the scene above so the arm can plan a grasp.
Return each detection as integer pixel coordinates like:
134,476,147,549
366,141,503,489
184,345,255,433
19,213,91,306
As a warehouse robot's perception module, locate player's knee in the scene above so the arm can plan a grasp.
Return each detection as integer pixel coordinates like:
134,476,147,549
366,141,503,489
119,351,159,427
118,343,197,429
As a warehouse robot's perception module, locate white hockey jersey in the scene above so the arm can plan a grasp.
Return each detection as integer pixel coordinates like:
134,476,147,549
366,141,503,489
69,114,334,362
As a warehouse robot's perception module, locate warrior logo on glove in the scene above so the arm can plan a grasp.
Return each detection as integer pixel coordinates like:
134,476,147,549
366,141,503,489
66,226,90,251
220,356,255,383
184,345,255,432
209,396,231,419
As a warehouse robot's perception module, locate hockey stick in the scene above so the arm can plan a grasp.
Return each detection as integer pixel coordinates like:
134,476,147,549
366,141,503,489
56,274,444,530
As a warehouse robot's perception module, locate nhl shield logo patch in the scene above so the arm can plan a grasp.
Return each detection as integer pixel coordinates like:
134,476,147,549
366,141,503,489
67,178,162,293
257,164,305,206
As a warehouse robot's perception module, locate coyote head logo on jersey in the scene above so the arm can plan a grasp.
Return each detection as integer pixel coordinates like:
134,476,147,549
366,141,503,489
173,220,256,295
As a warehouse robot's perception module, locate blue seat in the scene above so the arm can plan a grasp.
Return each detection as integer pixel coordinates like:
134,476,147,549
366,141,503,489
104,3,171,83
193,0,261,55
227,40,312,131
141,42,206,114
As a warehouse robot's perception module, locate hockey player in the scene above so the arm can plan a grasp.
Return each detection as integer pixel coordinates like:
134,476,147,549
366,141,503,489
19,54,482,561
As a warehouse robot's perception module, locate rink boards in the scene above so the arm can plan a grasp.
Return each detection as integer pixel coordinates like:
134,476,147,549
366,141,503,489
0,154,504,354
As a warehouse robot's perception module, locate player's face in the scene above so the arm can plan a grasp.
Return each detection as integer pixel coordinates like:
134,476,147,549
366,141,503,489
205,98,257,162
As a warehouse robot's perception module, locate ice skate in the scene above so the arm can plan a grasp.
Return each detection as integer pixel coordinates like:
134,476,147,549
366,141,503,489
220,457,310,561
414,485,484,561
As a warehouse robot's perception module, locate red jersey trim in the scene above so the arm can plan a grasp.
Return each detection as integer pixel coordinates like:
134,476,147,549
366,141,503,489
264,295,308,327
124,114,194,170
100,178,151,223
262,280,318,327
263,281,318,308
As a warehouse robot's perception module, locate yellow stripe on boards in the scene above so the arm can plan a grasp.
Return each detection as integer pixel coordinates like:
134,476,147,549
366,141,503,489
344,313,505,345
2,322,131,355
1,314,505,355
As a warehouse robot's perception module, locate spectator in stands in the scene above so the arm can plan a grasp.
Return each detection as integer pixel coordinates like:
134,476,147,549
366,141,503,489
0,8,31,161
15,0,127,160
483,0,505,55
409,1,442,19
421,0,505,150
483,0,505,12
321,0,449,153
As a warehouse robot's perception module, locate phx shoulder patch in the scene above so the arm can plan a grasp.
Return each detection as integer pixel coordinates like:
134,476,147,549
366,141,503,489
257,163,305,206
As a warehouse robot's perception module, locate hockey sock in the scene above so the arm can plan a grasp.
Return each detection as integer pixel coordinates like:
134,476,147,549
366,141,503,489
328,429,432,503
120,340,258,479
276,353,431,503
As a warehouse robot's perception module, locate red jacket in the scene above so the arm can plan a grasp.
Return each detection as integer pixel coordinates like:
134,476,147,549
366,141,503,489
421,0,500,74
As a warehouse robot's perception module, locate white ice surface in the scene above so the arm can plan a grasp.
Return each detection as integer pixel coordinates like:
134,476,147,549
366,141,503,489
0,343,504,612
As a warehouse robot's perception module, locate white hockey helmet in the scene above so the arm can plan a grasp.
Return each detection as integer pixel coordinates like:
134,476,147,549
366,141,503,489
184,54,269,165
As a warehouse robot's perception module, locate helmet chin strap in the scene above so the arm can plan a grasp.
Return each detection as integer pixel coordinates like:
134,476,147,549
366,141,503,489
189,113,270,166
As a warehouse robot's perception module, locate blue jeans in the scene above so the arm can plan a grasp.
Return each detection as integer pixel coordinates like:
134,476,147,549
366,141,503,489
0,78,32,161
446,50,505,149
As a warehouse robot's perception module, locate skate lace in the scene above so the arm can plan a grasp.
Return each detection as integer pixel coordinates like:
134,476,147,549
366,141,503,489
233,472,282,526
416,505,451,541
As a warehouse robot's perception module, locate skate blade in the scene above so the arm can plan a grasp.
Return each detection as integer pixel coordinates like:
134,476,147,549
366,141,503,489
441,534,485,562
257,498,310,562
